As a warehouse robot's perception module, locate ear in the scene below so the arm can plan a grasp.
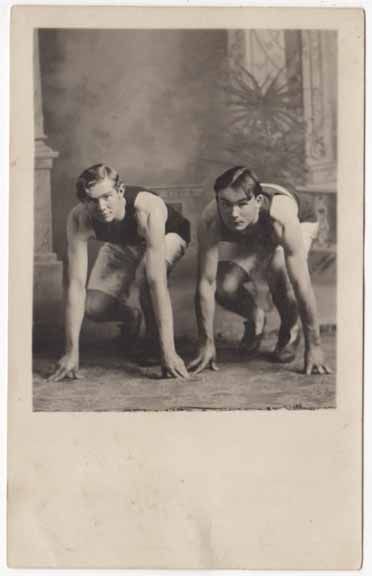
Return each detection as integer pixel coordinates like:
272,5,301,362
118,183,125,196
255,193,264,206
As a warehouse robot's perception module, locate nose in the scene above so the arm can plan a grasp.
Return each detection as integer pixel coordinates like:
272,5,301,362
97,197,106,211
232,205,240,218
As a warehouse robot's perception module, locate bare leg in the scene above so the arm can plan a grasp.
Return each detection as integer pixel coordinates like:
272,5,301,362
85,289,139,323
216,262,265,353
85,289,142,349
266,246,301,362
216,262,256,319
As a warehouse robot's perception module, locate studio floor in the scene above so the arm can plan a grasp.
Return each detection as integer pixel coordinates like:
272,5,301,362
33,331,336,412
33,245,337,412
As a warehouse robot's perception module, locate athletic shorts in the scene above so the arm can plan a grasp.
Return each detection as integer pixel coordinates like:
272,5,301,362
88,232,187,300
218,222,319,275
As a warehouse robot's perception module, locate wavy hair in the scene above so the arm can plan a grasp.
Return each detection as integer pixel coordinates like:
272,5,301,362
214,166,263,199
76,163,124,201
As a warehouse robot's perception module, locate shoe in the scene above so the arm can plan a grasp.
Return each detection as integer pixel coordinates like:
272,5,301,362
239,309,266,355
273,322,301,363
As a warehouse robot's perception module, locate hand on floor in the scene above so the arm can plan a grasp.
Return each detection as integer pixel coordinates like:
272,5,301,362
188,343,218,375
305,344,332,375
47,353,83,382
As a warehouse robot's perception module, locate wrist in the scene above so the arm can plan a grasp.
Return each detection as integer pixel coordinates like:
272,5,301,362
65,344,79,359
160,342,176,359
304,328,321,349
200,335,215,347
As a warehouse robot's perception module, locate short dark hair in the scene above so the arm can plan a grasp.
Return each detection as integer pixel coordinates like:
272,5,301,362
76,163,124,202
214,166,263,199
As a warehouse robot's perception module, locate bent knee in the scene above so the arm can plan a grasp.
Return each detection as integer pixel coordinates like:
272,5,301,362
85,290,115,321
216,263,248,303
216,273,244,304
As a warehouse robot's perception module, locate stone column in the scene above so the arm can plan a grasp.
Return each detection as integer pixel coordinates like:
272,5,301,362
301,30,337,186
301,30,337,248
33,30,63,326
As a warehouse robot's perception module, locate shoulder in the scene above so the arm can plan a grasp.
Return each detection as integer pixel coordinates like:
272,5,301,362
269,194,299,226
134,190,167,218
201,199,218,222
269,194,303,247
67,203,87,228
67,204,94,240
199,200,221,242
133,191,167,238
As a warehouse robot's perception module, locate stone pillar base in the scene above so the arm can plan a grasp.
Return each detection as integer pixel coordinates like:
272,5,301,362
34,254,63,311
34,254,64,319
33,254,64,350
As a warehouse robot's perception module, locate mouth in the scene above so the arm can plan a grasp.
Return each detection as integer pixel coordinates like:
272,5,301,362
228,220,249,232
97,212,111,221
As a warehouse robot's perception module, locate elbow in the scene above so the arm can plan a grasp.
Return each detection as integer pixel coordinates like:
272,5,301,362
287,272,300,291
197,277,216,297
146,274,165,293
146,276,157,291
287,270,310,299
67,278,86,298
205,276,216,289
145,260,167,292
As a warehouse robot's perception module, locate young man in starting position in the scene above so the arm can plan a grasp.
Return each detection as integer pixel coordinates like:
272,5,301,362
190,166,331,376
49,163,190,381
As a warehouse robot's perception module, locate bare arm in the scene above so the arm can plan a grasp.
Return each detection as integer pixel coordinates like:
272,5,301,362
282,223,320,345
49,207,91,381
195,219,219,346
272,200,331,374
138,197,188,378
144,211,174,354
64,210,89,357
189,211,220,374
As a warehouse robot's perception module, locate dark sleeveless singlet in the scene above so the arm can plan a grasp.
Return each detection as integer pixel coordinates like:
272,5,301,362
91,186,191,247
218,182,317,248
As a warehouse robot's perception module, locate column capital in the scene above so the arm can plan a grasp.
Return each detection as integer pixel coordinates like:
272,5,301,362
35,138,59,169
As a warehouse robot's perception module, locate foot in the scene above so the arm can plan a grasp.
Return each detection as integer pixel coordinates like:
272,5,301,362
239,308,266,355
273,322,301,363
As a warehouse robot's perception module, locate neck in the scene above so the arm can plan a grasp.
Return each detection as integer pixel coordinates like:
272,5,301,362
251,209,260,226
116,197,126,221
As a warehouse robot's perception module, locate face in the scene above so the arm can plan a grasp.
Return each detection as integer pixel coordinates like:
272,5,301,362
84,178,125,223
217,186,262,232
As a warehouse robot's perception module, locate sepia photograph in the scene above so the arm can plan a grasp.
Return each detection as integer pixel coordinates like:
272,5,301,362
8,6,364,569
33,27,337,411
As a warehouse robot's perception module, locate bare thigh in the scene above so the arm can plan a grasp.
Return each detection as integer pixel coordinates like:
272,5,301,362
88,242,145,301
